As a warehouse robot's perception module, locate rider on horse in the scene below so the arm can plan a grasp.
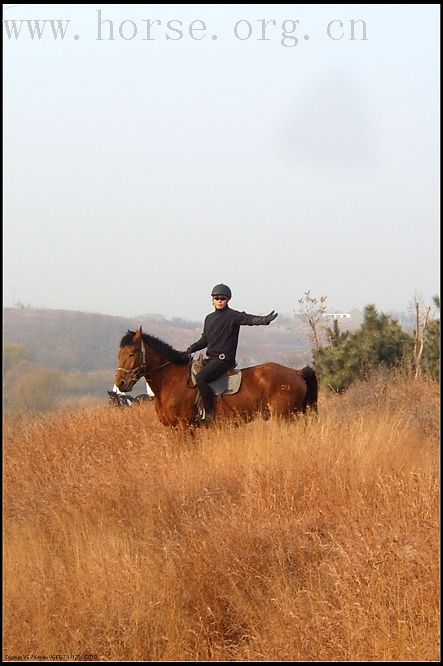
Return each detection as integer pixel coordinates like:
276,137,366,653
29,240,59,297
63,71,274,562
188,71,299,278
185,284,278,424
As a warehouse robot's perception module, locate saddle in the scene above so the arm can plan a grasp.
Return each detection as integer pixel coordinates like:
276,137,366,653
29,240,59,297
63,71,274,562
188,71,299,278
190,354,242,396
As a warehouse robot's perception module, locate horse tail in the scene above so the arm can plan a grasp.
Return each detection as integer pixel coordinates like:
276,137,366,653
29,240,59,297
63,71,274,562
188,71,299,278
301,366,318,414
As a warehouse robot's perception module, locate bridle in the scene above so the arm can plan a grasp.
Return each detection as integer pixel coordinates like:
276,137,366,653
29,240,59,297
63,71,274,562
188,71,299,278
117,338,171,384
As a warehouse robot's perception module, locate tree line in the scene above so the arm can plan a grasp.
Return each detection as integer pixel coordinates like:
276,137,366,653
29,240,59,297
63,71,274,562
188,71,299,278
298,292,440,392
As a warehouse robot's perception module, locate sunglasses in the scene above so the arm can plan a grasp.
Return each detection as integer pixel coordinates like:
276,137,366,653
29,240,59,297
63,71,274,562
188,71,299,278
213,296,227,301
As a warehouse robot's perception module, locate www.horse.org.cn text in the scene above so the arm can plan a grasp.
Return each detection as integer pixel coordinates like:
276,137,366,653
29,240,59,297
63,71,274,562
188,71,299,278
3,11,368,46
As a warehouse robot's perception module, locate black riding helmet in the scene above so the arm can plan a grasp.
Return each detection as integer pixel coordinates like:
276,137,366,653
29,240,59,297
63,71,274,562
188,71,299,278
211,284,232,299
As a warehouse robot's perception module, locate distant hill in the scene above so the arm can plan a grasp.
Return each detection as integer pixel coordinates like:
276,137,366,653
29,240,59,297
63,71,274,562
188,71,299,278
3,307,315,373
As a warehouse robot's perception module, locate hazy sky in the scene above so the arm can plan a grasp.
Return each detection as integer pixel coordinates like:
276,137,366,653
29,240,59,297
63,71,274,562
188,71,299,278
3,4,440,321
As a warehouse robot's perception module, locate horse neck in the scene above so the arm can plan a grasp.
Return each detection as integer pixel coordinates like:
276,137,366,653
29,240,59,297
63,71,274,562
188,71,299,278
144,350,188,396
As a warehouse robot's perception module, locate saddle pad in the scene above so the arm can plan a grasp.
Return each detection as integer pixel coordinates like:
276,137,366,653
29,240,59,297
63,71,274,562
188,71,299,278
191,360,242,396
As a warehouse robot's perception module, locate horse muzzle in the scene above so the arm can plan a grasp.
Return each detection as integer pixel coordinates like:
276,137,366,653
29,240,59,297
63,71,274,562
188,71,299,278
115,367,138,392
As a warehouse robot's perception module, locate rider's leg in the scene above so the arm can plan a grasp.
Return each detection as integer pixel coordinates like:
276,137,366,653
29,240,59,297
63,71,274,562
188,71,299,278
195,358,232,421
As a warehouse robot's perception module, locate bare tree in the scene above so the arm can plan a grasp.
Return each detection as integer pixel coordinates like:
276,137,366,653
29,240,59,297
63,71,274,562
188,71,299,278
410,294,433,379
296,291,329,353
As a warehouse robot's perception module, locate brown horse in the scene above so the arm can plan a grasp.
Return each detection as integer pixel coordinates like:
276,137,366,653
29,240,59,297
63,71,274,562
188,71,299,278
114,327,318,427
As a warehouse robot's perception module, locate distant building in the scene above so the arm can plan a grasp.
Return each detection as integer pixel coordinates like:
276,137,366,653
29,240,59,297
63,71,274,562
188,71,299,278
323,313,351,320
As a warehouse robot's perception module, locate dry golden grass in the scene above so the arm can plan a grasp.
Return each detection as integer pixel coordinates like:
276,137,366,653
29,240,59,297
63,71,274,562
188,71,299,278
3,372,440,661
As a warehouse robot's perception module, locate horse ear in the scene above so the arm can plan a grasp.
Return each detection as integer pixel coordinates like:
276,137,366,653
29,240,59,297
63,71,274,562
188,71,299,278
133,326,142,342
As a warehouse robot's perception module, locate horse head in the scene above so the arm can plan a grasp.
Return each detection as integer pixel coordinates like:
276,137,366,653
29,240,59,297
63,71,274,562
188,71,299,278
114,326,147,392
114,327,191,402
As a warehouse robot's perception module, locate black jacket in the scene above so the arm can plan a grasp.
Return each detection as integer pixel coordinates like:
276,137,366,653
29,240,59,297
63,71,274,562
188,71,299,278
188,307,271,363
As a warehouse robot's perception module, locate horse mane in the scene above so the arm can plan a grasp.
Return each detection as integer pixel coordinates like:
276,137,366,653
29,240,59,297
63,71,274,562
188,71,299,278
120,331,189,365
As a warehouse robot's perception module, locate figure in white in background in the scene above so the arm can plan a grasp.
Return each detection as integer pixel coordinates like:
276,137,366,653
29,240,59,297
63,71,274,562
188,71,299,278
113,380,153,396
109,384,134,406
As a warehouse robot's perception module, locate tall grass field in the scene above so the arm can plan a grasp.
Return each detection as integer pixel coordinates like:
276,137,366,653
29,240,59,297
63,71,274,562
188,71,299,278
4,372,440,661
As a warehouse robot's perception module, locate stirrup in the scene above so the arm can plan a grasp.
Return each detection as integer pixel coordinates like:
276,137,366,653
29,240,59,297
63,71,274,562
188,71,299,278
193,409,215,426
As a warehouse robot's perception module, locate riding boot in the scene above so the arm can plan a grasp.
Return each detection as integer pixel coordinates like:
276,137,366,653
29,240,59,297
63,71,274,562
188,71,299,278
195,386,215,425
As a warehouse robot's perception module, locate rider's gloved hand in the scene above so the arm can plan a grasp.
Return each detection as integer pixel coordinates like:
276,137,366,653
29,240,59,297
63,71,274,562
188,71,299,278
263,310,278,325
